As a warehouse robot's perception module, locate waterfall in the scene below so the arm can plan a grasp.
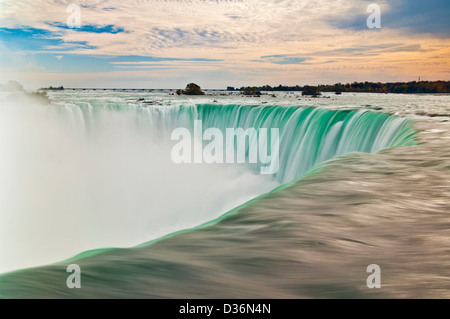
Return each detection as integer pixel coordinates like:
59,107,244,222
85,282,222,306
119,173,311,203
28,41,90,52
0,97,416,273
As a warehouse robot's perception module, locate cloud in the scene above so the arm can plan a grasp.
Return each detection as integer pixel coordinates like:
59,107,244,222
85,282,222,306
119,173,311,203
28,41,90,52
0,53,224,74
383,0,450,36
0,0,448,87
317,44,426,56
145,27,258,50
328,0,450,36
257,55,313,65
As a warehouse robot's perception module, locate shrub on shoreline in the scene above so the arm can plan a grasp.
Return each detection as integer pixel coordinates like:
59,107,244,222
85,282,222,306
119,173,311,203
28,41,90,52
302,86,321,97
177,83,205,95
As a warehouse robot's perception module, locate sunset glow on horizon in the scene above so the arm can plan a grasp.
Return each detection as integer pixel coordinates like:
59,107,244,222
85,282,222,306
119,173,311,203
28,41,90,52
1,0,449,89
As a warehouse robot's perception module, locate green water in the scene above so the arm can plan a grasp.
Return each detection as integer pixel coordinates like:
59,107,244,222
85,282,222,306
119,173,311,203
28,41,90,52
0,97,425,298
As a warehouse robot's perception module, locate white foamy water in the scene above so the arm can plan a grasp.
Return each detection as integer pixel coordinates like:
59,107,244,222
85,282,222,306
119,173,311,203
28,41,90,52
0,89,448,275
0,91,280,273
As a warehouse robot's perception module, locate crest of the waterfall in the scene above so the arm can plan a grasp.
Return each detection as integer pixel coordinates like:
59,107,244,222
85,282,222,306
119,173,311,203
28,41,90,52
191,105,416,183
0,99,278,274
0,93,416,274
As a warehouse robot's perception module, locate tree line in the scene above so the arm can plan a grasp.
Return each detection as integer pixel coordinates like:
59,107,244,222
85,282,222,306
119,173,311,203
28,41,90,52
235,81,450,94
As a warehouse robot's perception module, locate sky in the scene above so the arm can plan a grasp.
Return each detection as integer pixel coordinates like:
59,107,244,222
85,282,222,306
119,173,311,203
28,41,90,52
0,0,449,89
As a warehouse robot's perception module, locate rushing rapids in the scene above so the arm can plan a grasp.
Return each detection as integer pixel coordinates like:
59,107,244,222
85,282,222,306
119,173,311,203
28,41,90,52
0,91,416,276
3,90,450,298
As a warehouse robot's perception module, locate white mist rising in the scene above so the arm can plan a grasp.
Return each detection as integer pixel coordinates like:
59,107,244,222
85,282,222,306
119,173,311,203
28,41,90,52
0,95,278,274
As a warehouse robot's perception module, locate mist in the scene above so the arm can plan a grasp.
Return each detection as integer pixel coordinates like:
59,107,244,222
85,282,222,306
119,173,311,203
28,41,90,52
0,94,278,274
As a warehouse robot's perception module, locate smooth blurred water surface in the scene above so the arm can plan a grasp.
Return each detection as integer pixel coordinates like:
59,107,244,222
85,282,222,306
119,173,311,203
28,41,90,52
0,90,448,298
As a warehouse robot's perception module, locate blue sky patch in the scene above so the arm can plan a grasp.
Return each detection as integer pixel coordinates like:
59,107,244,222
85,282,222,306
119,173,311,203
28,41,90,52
47,22,127,34
0,27,97,51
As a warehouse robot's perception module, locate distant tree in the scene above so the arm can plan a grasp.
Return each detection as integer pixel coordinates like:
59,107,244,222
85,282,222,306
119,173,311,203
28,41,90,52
260,85,273,91
302,85,321,96
41,85,64,90
317,80,449,94
241,87,261,96
179,83,205,95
